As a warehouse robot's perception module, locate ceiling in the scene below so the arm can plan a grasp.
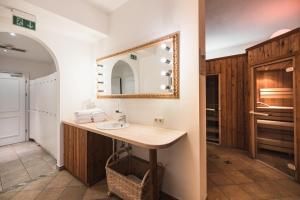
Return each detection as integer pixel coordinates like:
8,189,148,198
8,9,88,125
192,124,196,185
0,32,54,63
206,0,300,52
87,0,129,13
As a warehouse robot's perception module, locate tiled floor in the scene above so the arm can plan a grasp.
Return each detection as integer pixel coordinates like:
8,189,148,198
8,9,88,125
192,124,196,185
0,142,172,200
0,170,120,200
0,142,58,192
207,144,300,200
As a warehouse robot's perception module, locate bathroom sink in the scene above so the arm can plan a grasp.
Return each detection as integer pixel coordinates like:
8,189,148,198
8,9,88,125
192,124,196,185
95,121,129,130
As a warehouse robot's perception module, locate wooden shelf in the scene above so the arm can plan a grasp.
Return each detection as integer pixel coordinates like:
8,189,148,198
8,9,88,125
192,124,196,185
207,127,219,134
256,106,294,114
207,136,219,142
257,137,294,149
259,88,293,99
207,116,219,122
207,135,219,144
257,137,294,154
257,120,294,131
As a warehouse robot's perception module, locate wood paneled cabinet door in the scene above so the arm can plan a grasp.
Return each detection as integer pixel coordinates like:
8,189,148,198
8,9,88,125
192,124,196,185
64,124,112,186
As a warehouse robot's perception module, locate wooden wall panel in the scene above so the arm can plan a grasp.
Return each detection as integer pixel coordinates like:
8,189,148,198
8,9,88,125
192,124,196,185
247,28,300,66
206,54,248,149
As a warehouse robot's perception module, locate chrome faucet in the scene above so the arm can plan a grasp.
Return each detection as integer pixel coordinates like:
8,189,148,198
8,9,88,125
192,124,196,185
116,109,127,124
118,114,127,124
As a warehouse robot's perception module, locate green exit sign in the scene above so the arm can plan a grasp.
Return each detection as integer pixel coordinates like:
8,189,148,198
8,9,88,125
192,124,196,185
13,15,36,31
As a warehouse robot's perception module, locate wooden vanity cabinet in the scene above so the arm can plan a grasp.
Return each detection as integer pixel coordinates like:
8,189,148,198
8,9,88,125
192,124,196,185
64,124,113,186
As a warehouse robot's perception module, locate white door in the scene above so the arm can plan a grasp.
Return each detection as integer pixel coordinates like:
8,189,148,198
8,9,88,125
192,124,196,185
0,73,25,146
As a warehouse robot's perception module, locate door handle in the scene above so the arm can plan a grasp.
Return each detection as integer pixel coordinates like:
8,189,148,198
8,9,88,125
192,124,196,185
206,108,216,112
249,111,269,116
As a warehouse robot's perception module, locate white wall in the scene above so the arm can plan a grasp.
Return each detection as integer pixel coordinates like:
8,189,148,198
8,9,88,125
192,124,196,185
30,73,57,157
23,0,109,34
95,0,202,199
0,0,101,166
206,40,262,59
0,55,55,79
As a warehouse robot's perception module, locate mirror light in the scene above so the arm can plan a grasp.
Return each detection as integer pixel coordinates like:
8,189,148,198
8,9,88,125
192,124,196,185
160,57,172,64
160,84,171,90
161,43,172,52
161,70,172,76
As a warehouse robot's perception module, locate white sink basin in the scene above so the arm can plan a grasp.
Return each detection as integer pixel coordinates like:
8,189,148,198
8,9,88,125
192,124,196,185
95,121,129,130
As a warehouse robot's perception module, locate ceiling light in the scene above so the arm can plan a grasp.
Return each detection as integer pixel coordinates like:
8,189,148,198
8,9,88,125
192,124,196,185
10,32,16,37
270,29,291,39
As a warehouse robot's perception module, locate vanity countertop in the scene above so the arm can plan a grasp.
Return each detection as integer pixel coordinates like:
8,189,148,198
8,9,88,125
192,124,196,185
63,120,187,149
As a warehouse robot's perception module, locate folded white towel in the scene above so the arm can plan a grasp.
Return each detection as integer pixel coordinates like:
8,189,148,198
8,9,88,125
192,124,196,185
74,112,107,124
74,108,104,117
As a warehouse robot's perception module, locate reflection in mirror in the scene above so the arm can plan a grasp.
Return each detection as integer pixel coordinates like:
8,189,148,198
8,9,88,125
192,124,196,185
96,32,179,98
111,60,135,94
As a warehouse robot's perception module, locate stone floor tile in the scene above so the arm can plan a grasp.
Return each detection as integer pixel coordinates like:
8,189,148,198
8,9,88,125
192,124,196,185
207,187,228,200
22,176,53,191
225,171,254,184
11,190,41,200
0,160,24,176
239,182,276,199
0,190,19,200
26,162,57,179
208,173,234,186
46,171,74,189
58,186,87,200
276,179,300,196
219,185,252,200
35,188,65,200
1,168,31,190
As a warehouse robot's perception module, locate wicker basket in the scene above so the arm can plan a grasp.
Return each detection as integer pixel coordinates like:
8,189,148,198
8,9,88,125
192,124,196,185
106,148,164,200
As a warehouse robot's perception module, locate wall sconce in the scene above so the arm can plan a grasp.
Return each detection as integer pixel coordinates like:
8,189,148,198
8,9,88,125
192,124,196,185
161,70,172,76
160,57,172,64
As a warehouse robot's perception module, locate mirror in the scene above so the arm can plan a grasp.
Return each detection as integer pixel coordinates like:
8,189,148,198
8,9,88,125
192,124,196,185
96,32,179,98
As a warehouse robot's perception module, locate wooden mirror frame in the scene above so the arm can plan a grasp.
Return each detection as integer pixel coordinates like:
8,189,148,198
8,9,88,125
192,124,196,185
96,32,180,99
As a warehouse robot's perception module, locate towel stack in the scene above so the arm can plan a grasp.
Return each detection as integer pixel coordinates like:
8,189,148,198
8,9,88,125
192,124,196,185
74,108,107,124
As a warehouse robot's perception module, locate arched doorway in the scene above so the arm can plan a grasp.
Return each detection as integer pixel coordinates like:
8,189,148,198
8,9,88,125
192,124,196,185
0,31,60,190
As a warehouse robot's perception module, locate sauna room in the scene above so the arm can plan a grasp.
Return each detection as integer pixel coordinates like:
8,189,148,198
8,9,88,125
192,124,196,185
206,0,300,198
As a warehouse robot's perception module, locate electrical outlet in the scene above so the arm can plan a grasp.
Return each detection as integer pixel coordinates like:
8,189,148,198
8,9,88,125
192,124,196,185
154,117,165,124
